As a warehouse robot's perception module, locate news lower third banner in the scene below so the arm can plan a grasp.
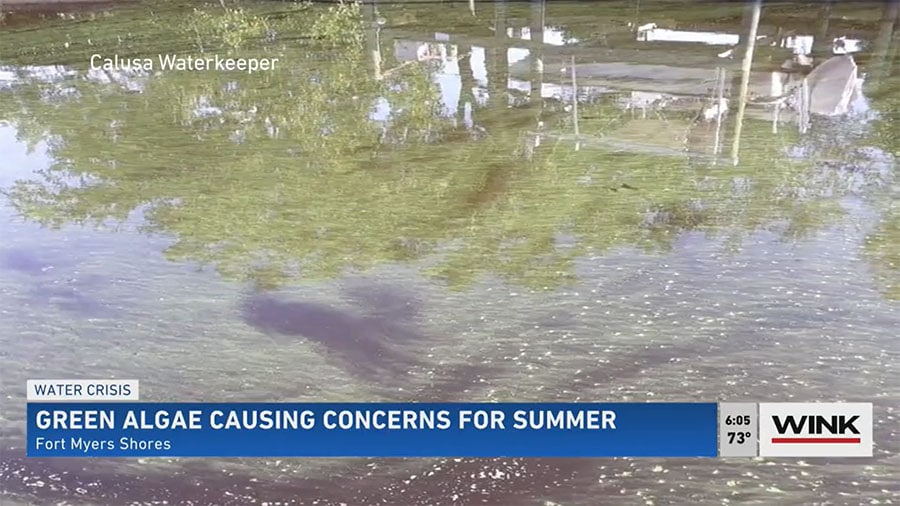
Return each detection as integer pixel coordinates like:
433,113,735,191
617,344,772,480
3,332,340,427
25,381,874,458
28,402,716,458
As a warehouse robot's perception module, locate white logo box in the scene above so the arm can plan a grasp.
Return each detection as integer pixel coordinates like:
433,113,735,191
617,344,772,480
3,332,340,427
759,402,873,457
27,380,140,402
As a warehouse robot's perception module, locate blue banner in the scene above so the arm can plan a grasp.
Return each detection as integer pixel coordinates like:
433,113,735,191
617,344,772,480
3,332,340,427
27,402,717,458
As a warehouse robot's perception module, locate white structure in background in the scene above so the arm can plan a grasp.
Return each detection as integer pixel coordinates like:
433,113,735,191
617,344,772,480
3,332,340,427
617,91,669,118
702,97,729,121
637,24,863,58
833,36,863,54
631,23,762,59
390,22,868,126
636,23,740,45
769,71,789,98
505,26,578,46
780,34,863,56
393,40,446,62
392,25,604,115
782,35,814,56
717,48,735,59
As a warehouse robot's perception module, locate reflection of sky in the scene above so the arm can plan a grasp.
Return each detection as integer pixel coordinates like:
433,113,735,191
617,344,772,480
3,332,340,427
0,124,64,260
0,69,15,89
0,123,178,309
0,125,48,191
0,64,146,95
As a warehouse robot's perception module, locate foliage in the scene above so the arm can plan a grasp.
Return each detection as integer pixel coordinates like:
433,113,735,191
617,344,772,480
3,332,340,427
864,204,900,300
310,1,366,48
0,0,896,293
185,7,270,51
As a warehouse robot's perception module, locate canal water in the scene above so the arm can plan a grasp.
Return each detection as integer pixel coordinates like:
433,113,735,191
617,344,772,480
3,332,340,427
1,0,898,504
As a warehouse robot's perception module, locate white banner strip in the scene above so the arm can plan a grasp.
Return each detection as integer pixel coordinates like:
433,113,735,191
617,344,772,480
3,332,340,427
27,380,140,402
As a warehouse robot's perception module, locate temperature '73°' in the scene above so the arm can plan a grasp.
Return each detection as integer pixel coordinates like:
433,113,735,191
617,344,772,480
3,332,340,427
727,431,753,445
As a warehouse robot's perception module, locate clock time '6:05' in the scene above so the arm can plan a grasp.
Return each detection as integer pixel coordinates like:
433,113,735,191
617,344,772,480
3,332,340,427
724,414,753,446
725,415,751,426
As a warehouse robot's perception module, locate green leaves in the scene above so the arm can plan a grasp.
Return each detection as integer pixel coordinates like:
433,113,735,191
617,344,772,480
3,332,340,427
310,1,366,48
1,1,896,294
184,7,270,51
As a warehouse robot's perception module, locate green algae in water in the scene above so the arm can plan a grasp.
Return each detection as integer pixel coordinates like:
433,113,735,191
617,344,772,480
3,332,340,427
0,0,897,295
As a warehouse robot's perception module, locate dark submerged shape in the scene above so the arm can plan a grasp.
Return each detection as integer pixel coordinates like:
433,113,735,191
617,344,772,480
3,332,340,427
0,248,54,275
240,291,427,381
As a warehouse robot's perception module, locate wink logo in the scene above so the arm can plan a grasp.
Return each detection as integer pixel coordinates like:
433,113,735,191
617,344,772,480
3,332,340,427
759,403,873,457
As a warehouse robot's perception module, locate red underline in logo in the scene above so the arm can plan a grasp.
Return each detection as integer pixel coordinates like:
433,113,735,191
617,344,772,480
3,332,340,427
771,438,861,444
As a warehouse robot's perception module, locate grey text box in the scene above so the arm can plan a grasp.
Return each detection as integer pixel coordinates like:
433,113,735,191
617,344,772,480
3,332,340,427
719,402,758,457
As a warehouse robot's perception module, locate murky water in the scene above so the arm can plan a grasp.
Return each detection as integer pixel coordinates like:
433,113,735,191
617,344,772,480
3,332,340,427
1,0,898,504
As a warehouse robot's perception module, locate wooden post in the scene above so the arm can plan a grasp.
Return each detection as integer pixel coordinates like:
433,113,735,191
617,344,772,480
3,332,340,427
571,56,580,151
530,0,544,105
871,1,900,81
367,0,382,81
798,78,810,134
713,67,727,157
891,6,900,78
731,0,762,166
490,0,508,111
814,0,835,58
